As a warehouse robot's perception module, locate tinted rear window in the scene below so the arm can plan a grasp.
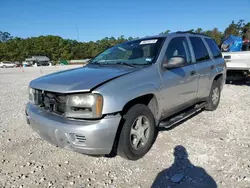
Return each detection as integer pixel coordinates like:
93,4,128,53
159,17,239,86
190,37,210,62
205,38,222,58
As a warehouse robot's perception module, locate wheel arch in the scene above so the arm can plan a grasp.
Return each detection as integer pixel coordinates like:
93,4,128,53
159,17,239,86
214,73,223,83
121,94,159,122
108,94,159,158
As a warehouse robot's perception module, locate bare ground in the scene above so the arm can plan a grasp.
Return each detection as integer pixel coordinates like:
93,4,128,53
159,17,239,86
0,66,250,188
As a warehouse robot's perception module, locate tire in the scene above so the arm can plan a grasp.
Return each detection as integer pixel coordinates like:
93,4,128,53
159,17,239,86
3,65,6,68
205,80,221,111
117,104,156,160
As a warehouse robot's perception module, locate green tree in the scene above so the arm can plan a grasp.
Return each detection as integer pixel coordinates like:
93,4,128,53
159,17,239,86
195,28,203,33
159,30,171,35
1,20,250,63
242,22,250,40
0,31,12,42
237,19,245,35
224,20,244,37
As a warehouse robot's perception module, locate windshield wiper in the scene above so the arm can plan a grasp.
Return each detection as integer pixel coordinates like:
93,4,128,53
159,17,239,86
116,61,135,68
91,61,101,64
132,63,151,66
90,61,107,66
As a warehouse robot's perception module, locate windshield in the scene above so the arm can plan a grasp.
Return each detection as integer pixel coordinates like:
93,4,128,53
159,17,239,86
91,38,164,65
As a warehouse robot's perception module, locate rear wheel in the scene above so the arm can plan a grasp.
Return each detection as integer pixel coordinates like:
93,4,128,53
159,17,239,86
205,80,221,111
117,104,156,160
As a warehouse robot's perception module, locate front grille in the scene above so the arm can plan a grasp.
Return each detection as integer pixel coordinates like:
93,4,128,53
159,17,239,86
34,90,66,115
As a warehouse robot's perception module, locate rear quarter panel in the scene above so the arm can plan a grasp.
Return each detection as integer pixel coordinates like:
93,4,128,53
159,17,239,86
213,57,226,83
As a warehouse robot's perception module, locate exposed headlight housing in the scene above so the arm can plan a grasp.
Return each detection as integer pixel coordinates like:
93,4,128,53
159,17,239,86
65,93,103,119
28,87,42,105
28,87,35,104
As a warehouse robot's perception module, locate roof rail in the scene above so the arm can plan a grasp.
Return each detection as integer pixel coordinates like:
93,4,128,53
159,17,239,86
176,31,209,37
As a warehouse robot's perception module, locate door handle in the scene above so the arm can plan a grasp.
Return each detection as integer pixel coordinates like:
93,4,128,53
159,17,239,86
211,65,215,70
190,71,196,76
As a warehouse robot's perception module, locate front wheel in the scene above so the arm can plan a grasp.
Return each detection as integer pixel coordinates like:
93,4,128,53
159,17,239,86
205,80,221,111
117,104,156,160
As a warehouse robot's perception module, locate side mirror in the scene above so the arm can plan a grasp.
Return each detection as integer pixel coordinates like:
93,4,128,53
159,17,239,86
163,56,186,69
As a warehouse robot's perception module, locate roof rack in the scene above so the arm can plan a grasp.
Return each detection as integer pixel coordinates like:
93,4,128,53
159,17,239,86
176,31,209,37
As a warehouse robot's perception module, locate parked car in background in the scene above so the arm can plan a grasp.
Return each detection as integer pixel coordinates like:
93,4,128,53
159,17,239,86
26,31,226,160
221,36,250,81
14,61,23,67
0,61,15,68
222,50,250,81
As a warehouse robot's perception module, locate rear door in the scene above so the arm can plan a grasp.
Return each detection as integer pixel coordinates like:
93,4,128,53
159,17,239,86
160,36,198,116
189,37,215,99
204,37,225,73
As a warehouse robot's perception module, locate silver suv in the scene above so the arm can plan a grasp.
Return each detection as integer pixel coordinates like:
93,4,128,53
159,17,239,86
26,32,226,160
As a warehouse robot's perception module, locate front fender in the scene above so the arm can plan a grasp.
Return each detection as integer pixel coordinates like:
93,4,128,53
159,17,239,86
93,66,162,114
105,83,161,114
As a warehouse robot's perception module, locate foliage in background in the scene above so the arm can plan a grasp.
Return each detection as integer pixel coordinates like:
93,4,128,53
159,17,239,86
0,35,129,62
0,20,249,62
0,31,12,42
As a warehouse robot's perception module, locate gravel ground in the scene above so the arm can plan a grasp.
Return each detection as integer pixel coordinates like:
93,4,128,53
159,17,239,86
0,66,250,188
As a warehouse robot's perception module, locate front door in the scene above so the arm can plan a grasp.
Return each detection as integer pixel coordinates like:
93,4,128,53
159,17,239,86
160,36,198,117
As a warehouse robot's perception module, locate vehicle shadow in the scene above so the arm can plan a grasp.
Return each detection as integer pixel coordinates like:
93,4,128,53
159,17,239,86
226,79,250,86
151,145,217,188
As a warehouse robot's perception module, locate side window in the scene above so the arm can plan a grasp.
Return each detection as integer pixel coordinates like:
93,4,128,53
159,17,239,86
165,37,191,64
190,37,210,62
205,38,222,58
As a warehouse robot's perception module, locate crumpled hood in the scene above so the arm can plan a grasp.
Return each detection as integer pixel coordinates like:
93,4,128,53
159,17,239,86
30,64,138,93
